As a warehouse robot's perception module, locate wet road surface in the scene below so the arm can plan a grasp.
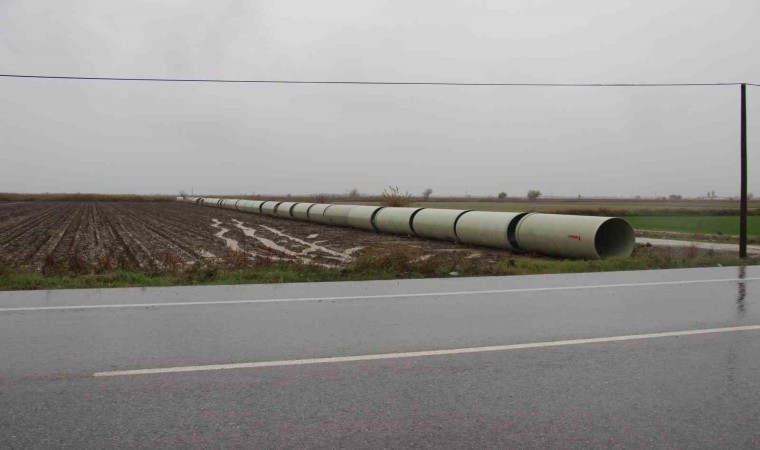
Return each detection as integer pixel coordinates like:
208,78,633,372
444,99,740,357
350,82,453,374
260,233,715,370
1,266,759,448
637,237,760,255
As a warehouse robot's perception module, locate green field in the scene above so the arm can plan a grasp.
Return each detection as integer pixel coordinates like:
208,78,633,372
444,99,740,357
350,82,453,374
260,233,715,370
348,200,759,236
625,216,760,236
412,200,752,214
346,199,759,217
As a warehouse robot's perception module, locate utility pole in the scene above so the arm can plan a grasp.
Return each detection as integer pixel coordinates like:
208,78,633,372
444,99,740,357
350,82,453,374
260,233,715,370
740,84,748,258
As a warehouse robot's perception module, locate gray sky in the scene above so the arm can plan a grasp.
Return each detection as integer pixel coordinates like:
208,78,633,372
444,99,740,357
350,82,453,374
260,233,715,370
1,0,758,197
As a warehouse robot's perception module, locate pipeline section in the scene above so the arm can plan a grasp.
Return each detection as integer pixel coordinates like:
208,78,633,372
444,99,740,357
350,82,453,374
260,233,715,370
179,197,635,259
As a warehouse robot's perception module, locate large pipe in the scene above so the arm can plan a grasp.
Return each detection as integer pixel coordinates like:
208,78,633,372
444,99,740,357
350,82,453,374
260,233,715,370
455,211,527,250
515,213,635,259
292,203,315,220
203,198,222,207
323,205,357,226
347,206,384,231
274,202,299,219
374,207,424,236
412,208,471,242
260,201,282,216
238,200,264,214
187,197,636,260
307,204,333,224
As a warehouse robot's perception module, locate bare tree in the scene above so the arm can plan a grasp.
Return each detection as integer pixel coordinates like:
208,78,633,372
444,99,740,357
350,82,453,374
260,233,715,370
349,188,360,198
497,192,507,200
422,188,433,200
527,190,542,201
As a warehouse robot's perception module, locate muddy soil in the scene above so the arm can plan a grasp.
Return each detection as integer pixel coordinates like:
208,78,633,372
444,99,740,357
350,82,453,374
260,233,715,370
0,202,517,272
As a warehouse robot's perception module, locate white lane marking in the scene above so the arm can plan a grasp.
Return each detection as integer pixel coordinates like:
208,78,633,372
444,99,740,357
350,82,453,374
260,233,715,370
93,324,760,377
1,277,758,313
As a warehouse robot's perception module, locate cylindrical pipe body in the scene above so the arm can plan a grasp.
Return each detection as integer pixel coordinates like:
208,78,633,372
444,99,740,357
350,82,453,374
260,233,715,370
515,213,635,259
347,206,384,231
185,198,636,260
274,202,298,218
413,209,471,241
308,204,333,223
235,200,251,211
323,205,357,226
374,207,424,235
260,201,282,216
292,203,315,220
203,198,222,207
238,200,264,214
455,211,527,250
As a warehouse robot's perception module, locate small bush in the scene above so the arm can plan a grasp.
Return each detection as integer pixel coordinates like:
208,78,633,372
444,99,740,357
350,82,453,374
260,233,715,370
66,251,88,274
380,186,414,207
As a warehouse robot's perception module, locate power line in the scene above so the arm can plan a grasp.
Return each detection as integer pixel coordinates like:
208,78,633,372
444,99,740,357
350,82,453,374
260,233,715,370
0,73,754,87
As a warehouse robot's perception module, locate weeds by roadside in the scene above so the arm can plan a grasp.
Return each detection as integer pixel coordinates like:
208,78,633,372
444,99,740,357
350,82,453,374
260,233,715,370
1,244,756,291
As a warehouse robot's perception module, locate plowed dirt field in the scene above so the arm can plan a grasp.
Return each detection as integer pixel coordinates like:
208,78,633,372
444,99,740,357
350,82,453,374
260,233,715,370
0,202,514,272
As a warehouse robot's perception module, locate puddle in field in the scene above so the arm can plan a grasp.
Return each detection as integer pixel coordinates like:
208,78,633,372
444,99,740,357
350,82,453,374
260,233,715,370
209,218,351,269
233,220,300,257
230,220,340,268
307,234,318,239
211,219,242,252
258,224,358,262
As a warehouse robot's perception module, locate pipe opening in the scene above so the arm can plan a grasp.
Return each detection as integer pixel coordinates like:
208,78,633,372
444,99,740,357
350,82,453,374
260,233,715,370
506,212,529,250
369,207,385,232
450,210,473,242
594,218,635,258
408,208,425,235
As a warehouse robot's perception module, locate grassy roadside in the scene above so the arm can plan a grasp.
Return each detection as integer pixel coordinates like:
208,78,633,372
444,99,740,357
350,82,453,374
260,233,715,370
626,215,760,236
1,246,755,291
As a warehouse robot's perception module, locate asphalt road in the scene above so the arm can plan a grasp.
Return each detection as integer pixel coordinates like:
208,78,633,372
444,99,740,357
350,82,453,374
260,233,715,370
1,266,759,449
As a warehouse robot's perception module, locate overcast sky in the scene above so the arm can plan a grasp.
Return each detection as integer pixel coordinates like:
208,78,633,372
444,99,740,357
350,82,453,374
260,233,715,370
1,0,758,197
